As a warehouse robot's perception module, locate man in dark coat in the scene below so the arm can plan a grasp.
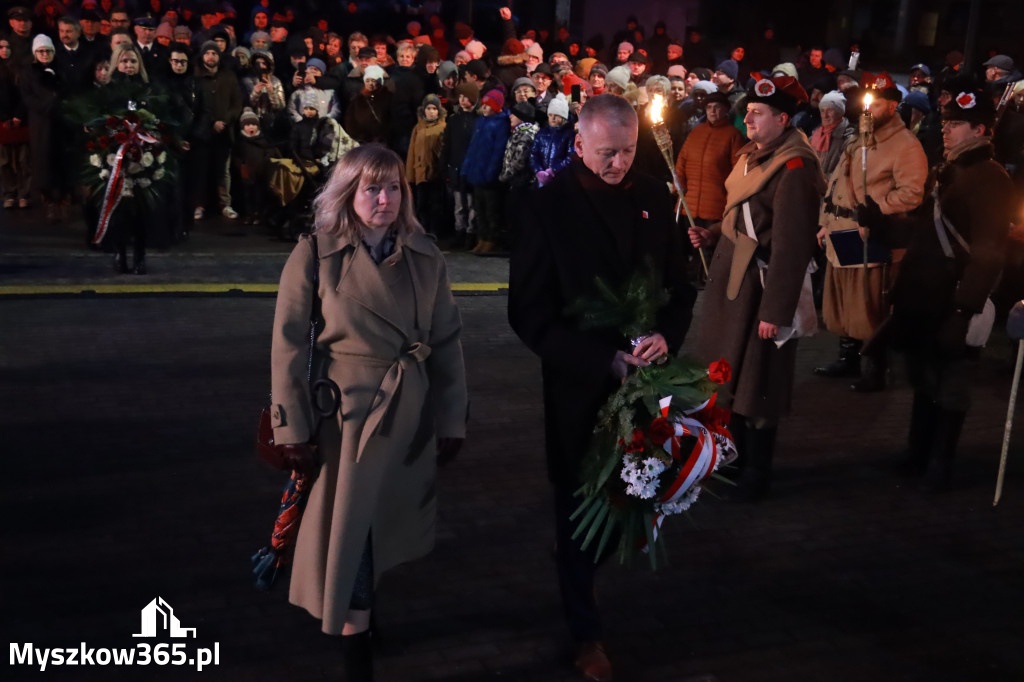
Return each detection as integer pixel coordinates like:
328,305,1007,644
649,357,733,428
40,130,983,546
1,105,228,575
191,40,243,219
689,76,826,500
508,94,695,682
53,16,93,93
887,86,1013,492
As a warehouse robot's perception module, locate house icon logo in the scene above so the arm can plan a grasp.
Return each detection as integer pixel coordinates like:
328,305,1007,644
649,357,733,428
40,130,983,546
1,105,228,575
132,597,197,638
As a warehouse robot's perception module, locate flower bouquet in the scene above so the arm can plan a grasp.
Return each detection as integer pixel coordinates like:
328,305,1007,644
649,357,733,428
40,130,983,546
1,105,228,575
567,269,736,567
66,83,179,245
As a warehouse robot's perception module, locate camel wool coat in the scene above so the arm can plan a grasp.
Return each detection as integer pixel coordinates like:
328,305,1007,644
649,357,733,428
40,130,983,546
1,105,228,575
270,230,467,635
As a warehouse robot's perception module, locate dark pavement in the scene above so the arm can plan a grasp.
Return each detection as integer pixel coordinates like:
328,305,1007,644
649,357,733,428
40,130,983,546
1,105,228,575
2,207,1024,682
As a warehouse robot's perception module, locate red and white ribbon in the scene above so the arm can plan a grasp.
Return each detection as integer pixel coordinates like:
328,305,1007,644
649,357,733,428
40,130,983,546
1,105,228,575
91,121,158,245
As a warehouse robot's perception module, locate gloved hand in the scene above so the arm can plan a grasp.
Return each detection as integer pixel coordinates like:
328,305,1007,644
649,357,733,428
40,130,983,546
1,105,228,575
937,312,970,359
281,443,319,477
437,437,464,466
855,195,885,231
536,169,555,186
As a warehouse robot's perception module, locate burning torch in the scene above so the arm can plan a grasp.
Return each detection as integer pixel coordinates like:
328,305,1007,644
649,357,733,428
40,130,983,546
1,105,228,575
859,91,874,299
649,93,710,278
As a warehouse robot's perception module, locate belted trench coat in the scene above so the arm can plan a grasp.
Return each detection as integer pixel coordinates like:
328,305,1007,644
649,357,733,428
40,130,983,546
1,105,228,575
270,229,467,635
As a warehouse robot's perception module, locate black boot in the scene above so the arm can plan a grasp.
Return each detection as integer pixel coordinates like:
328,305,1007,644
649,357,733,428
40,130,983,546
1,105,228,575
894,394,938,477
850,352,887,392
113,248,129,274
341,630,373,682
924,410,966,493
814,336,863,377
132,246,146,275
722,422,775,502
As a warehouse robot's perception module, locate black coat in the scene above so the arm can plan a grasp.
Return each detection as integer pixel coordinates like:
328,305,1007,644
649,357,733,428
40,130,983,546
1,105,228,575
508,158,696,486
890,143,1014,346
19,62,64,192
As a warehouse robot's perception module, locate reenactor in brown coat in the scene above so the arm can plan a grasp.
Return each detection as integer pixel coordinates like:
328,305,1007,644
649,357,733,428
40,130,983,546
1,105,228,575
690,76,826,500
815,73,929,391
887,85,1014,491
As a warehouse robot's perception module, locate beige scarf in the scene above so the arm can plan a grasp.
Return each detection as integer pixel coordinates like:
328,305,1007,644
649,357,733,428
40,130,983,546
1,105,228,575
719,128,825,300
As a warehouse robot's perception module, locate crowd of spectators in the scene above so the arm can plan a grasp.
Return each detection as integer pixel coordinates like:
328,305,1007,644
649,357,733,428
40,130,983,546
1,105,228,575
1,2,1022,256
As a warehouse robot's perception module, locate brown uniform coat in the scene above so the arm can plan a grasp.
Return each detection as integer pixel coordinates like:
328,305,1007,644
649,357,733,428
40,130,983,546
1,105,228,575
270,230,467,634
696,127,825,420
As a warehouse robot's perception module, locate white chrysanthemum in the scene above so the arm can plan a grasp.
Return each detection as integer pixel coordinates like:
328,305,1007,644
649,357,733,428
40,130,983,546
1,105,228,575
656,486,702,516
153,168,165,181
122,177,134,190
141,151,154,167
136,177,152,188
126,162,143,175
157,151,167,165
89,154,102,168
122,188,134,198
106,154,118,167
98,169,109,180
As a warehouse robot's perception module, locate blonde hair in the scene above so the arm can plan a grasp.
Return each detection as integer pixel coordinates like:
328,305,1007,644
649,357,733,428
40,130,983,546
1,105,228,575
313,144,423,239
105,43,150,84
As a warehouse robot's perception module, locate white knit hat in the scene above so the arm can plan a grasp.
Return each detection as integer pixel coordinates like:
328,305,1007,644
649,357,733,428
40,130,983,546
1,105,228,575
362,64,386,82
819,90,847,114
32,34,55,53
691,80,719,94
547,93,569,119
606,65,631,90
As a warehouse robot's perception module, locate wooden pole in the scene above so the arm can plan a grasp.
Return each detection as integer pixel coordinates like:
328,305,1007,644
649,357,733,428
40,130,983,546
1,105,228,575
994,339,1023,506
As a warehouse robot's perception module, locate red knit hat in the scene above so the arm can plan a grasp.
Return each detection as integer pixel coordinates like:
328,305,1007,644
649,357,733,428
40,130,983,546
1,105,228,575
480,89,505,112
502,38,525,56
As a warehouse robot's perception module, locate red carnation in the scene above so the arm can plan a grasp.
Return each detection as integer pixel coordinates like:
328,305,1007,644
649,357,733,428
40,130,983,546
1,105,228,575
98,135,110,148
647,418,676,446
624,428,646,453
708,358,732,384
105,116,119,128
86,140,96,151
115,131,128,144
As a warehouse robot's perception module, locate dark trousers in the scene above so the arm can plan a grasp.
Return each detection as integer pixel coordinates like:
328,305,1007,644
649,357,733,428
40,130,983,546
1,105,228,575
905,346,974,412
554,485,616,643
189,134,232,210
473,183,505,245
412,181,446,236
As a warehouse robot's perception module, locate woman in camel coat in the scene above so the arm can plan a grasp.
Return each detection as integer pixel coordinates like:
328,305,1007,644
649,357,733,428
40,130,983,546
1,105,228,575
269,144,467,681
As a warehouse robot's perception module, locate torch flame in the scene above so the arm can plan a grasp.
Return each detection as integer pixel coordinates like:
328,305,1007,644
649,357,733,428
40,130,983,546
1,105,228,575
649,93,665,124
863,92,873,109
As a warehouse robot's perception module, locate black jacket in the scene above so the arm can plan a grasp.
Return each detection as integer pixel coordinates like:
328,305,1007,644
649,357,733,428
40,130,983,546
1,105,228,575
508,158,696,486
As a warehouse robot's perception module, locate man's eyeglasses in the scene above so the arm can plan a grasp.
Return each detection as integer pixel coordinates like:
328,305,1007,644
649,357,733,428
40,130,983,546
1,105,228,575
170,58,188,65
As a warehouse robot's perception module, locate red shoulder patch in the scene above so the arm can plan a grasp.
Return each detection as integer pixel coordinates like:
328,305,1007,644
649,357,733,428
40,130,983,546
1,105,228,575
786,158,804,170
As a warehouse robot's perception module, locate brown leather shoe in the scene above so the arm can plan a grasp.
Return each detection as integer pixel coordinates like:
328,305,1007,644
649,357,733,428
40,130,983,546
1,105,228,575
574,641,613,682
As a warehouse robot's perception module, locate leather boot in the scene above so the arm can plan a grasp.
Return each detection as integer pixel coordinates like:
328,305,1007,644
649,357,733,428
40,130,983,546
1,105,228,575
341,630,373,682
132,245,146,275
113,248,129,274
924,410,966,493
722,422,775,502
893,393,937,477
850,352,887,392
813,336,862,377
